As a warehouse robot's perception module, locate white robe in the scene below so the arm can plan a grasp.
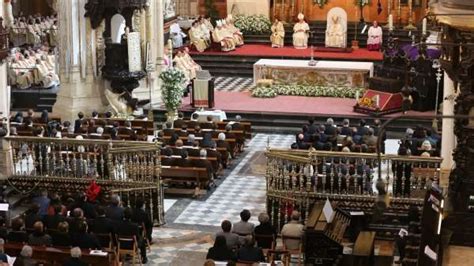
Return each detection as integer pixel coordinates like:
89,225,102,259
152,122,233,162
293,22,309,49
368,26,383,45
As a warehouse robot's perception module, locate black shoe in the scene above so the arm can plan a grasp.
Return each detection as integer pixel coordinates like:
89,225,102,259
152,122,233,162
142,257,148,264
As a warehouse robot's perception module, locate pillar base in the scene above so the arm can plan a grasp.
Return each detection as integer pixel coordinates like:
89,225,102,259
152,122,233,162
53,76,107,122
0,140,12,179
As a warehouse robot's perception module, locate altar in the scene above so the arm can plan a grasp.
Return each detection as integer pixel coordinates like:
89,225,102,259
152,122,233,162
253,59,374,89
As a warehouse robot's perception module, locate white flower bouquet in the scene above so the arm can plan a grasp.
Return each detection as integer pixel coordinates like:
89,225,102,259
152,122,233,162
251,84,366,99
234,15,271,35
159,68,186,111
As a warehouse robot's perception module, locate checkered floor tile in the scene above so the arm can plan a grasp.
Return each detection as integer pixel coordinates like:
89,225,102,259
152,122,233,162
173,134,295,227
214,76,254,92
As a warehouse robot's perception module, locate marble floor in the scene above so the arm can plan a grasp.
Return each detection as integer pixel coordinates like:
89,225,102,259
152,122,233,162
145,135,471,266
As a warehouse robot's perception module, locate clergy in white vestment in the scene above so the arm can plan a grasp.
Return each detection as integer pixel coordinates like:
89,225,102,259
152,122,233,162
293,13,310,49
170,22,186,48
326,15,345,48
183,47,202,72
204,16,214,32
212,21,235,52
367,21,383,51
271,17,285,48
199,19,211,42
174,51,192,82
189,21,208,53
225,15,244,46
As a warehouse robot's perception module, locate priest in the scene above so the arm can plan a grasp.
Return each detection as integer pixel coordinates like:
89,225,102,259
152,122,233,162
212,21,235,52
225,15,244,46
367,21,383,51
293,13,310,49
271,17,285,48
189,21,208,53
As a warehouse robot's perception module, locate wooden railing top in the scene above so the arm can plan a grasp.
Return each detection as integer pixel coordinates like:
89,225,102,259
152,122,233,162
266,148,443,164
5,135,157,147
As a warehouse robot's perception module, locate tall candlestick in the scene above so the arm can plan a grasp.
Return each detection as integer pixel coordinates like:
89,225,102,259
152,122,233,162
422,18,427,35
376,95,380,108
388,14,393,31
356,90,360,102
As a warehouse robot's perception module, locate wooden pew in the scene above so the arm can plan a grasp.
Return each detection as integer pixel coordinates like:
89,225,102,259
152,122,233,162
4,243,118,266
161,166,211,196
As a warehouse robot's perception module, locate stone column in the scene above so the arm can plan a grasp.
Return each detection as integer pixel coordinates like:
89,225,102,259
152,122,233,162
440,72,457,188
0,2,12,179
52,0,105,122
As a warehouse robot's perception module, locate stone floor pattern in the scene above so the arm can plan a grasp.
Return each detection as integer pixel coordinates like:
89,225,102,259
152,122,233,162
146,134,295,265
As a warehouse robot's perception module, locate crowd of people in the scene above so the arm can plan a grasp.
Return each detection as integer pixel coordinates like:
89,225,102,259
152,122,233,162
10,15,58,47
189,15,244,53
10,110,146,142
8,46,58,89
291,117,441,157
205,209,303,264
0,190,151,264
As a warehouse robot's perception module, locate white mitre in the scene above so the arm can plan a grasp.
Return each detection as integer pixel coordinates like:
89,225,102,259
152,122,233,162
216,20,222,27
297,13,305,20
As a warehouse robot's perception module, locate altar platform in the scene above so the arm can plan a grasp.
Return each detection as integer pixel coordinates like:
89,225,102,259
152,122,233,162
190,44,383,61
149,90,435,135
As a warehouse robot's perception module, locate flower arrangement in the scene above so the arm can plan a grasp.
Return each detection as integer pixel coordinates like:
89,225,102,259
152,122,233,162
234,15,271,35
313,0,328,8
252,84,366,99
358,97,376,108
159,68,186,112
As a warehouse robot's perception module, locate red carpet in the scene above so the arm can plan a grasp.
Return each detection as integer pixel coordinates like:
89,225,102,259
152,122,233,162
190,44,383,61
164,91,433,118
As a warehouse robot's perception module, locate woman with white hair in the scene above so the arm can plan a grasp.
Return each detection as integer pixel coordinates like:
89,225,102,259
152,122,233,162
253,213,277,249
15,245,37,265
64,247,87,266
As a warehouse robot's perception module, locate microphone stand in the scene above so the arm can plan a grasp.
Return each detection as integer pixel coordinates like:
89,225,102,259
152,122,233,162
308,30,317,66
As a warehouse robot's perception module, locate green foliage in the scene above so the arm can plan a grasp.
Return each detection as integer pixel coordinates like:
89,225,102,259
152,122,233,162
355,0,370,7
159,68,186,112
251,84,366,99
234,15,271,35
313,0,328,8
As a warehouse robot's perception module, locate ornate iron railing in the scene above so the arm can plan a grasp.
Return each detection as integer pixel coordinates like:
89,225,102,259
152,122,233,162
4,136,164,225
265,148,443,234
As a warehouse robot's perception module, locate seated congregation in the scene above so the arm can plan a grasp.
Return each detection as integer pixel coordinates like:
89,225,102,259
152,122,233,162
292,118,441,157
206,209,303,265
0,191,152,264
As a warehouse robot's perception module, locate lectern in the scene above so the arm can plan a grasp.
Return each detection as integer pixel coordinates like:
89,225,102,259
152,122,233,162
192,70,215,108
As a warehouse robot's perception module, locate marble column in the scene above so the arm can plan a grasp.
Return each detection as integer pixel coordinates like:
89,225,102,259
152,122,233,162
52,0,106,122
440,72,457,188
0,2,12,178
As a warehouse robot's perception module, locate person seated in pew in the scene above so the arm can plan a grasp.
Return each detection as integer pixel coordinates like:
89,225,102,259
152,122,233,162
89,206,115,242
131,199,153,243
0,238,7,264
340,118,352,136
232,209,254,237
206,235,236,262
43,205,65,230
13,245,37,266
281,211,304,251
192,149,214,180
89,127,104,139
254,212,277,249
51,221,72,247
215,220,241,251
201,133,216,149
184,134,195,146
117,208,148,263
110,128,121,140
362,128,378,147
237,236,266,263
173,112,185,129
8,218,28,244
63,247,88,266
28,221,52,247
217,132,232,156
121,121,137,140
161,147,176,166
72,221,101,250
208,143,223,170
178,124,188,137
176,150,193,168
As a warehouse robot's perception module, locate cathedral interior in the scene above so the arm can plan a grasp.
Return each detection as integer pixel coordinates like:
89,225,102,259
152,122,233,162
0,0,473,265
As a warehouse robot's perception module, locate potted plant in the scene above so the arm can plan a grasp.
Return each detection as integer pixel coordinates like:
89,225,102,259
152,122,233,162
159,68,186,122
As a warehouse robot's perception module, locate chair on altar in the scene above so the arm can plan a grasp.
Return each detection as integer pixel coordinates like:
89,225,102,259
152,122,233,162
325,7,347,49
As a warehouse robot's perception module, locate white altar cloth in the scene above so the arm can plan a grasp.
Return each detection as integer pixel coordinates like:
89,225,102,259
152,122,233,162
254,59,374,86
191,110,227,122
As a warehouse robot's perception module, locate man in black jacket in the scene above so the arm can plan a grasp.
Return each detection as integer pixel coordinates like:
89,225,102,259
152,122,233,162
131,199,153,243
117,208,148,263
74,112,84,134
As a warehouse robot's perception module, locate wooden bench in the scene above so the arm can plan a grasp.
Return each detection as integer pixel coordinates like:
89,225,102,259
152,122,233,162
4,243,118,266
161,166,211,190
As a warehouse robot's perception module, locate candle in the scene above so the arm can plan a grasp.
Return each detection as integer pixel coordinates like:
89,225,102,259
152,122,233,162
388,14,393,31
422,18,427,35
356,91,360,102
376,95,380,107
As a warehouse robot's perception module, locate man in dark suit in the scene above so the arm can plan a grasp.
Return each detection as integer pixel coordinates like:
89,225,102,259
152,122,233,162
74,112,84,134
175,150,193,167
201,116,215,130
173,112,185,129
122,121,137,140
72,221,101,250
131,199,153,243
340,119,352,136
307,118,318,135
324,118,337,136
89,206,115,248
64,247,88,266
363,128,378,147
192,149,214,181
161,147,176,166
43,205,65,230
106,194,124,222
162,122,174,136
117,208,148,263
67,208,85,239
